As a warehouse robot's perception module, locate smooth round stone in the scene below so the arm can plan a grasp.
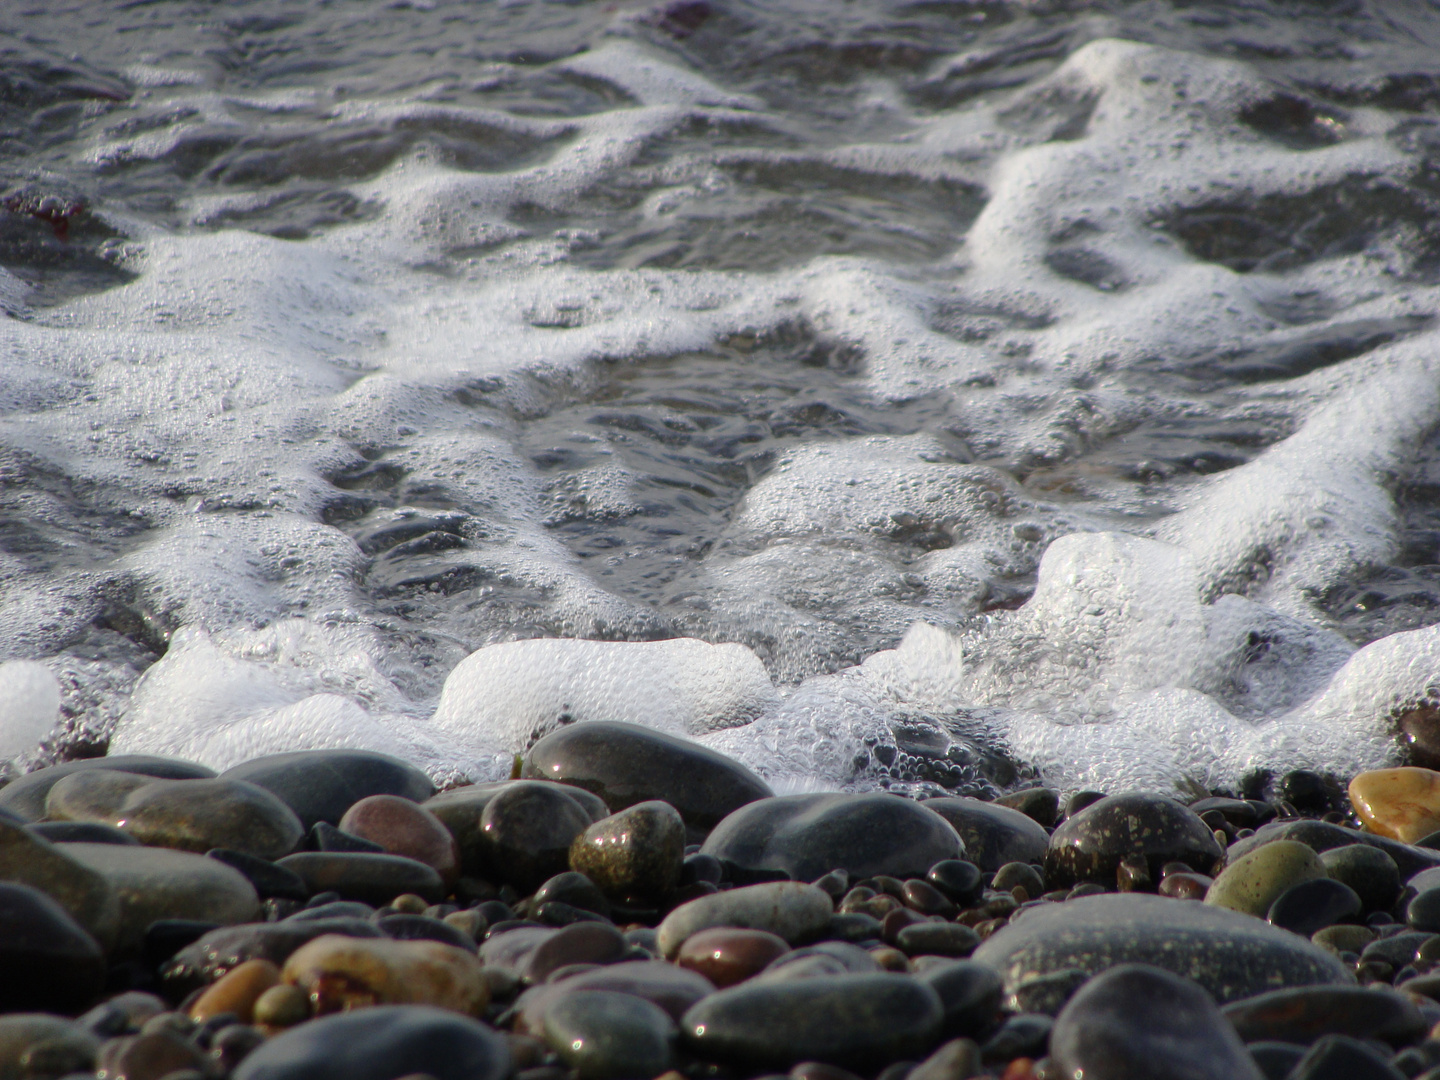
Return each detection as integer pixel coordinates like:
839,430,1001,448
657,882,835,959
424,782,606,880
0,818,119,949
895,923,980,959
1411,888,1440,932
95,1030,211,1080
682,972,943,1070
310,821,385,854
1359,930,1435,967
254,984,312,1030
188,958,281,1023
1205,839,1326,917
993,788,1060,829
1311,924,1376,956
534,872,611,917
926,861,984,906
992,861,1045,897
676,928,791,987
755,942,880,984
160,918,386,999
1221,985,1426,1047
233,1005,509,1080
277,852,445,905
339,795,459,887
1249,1041,1306,1080
1320,844,1401,914
522,721,773,835
1044,792,1223,889
479,782,595,893
0,882,105,1013
61,842,260,956
0,1014,99,1078
901,880,954,916
512,960,716,1035
207,848,310,902
569,801,686,901
478,926,559,979
1225,819,1440,880
1189,797,1261,829
1051,964,1264,1080
111,778,305,860
543,990,676,1080
29,821,140,845
915,961,1004,1038
701,794,964,883
378,913,479,953
971,893,1352,1004
283,935,487,1015
220,750,435,832
1350,767,1440,843
1268,878,1362,937
919,798,1049,873
1158,872,1212,900
0,756,215,822
523,922,627,984
45,770,153,822
1286,1034,1407,1079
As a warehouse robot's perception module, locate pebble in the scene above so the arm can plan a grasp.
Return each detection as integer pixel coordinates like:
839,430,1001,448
0,881,106,1013
277,852,445,905
1222,985,1426,1047
338,795,460,886
1360,930,1435,967
282,934,488,1015
914,961,1003,1038
28,821,141,845
379,913,479,952
64,841,259,956
0,756,215,822
522,721,773,836
1204,838,1326,917
925,861,984,907
1312,924,1376,955
159,918,386,999
0,1014,100,1079
533,872,611,917
232,1005,510,1080
992,861,1045,897
522,921,628,983
542,990,677,1080
1004,968,1089,1016
906,1037,980,1080
1320,844,1402,914
45,769,154,822
919,798,1049,872
1287,1033,1409,1080
676,928,791,987
424,782,607,880
894,922,980,959
111,778,305,860
1267,877,1363,936
220,750,435,832
1050,963,1265,1080
701,793,964,883
1158,871,1212,899
995,787,1060,827
1044,792,1223,889
755,942,881,983
657,882,835,959
972,893,1351,1004
188,958,281,1023
96,1029,213,1080
569,801,686,902
253,984,311,1031
1249,1041,1307,1079
478,926,559,980
1349,768,1440,843
479,782,597,892
681,972,943,1070
0,817,120,949
1227,819,1440,880
512,960,716,1035
207,849,310,902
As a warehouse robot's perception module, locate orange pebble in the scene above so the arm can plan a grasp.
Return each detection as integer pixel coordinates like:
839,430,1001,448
189,958,281,1023
1349,767,1440,843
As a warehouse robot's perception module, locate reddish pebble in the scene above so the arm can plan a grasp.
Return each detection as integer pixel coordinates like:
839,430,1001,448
881,906,929,944
338,795,460,886
1158,872,1213,900
902,879,956,917
675,928,790,988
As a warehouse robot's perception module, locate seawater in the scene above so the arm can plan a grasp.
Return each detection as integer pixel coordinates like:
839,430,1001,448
4,0,1440,797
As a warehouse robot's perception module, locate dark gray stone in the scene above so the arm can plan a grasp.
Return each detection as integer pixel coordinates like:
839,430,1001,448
277,851,445,905
206,848,309,901
534,872,610,917
915,961,1003,1039
1045,792,1223,888
971,893,1352,1004
701,794,964,883
543,990,676,1080
1287,1034,1407,1080
1267,878,1363,937
425,781,605,881
31,821,139,845
1319,845,1401,915
1224,820,1440,881
114,778,305,860
1222,986,1426,1047
0,756,215,822
220,750,434,831
377,913,478,952
0,881,105,1013
919,798,1049,873
1409,888,1440,933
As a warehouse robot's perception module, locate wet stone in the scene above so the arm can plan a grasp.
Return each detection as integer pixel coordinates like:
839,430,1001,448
1350,768,1440,843
1044,792,1223,889
971,893,1351,1004
991,862,1045,897
702,793,964,883
512,960,716,1035
1320,844,1401,914
159,918,385,1001
424,782,607,881
534,872,610,917
979,1013,1051,1064
915,961,1003,1039
1226,819,1440,880
0,1015,101,1080
1268,878,1362,936
1312,924,1376,955
29,820,141,845
480,782,596,893
253,984,311,1031
543,990,677,1080
1004,968,1089,1017
282,934,488,1015
523,921,627,983
926,861,984,906
96,1030,212,1080
207,849,310,902
0,818,119,949
1280,771,1343,815
1205,839,1326,917
681,972,944,1071
45,769,153,822
1409,888,1440,932
0,756,216,823
378,913,479,952
339,795,460,886
906,1037,979,1080
478,926,559,980
901,879,954,916
310,821,385,854
676,928,791,987
1287,1034,1408,1080
523,721,773,836
895,922,979,959
1222,985,1426,1047
232,1005,510,1080
920,798,1050,873
1360,930,1436,967
220,750,435,832
188,958,281,1024
1051,964,1264,1080
569,800,686,902
277,851,445,905
657,882,834,958
755,942,881,984
0,881,105,1014
993,788,1060,829
112,778,305,860
1249,1041,1307,1080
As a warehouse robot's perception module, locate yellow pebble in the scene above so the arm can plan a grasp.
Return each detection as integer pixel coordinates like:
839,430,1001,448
1349,767,1440,843
189,958,281,1023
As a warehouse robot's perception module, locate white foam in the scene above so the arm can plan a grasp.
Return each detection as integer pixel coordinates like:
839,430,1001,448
0,661,60,761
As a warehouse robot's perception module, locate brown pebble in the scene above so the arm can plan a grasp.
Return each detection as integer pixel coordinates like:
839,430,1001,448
974,917,1008,940
675,927,791,988
188,958,280,1023
95,1032,210,1080
869,946,910,972
1117,854,1152,893
1350,768,1440,843
1158,872,1212,900
339,795,460,886
392,893,429,914
522,921,627,984
902,879,955,917
282,935,487,1016
881,907,930,944
252,984,311,1030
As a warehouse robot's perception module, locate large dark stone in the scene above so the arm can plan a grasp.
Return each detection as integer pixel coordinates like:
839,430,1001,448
277,852,445,905
522,722,772,836
1267,878,1362,938
113,778,305,860
0,756,215,822
233,1005,509,1080
914,961,1004,1039
424,781,606,880
0,882,105,1014
160,917,385,999
919,798,1049,872
1223,819,1440,881
1044,792,1223,888
681,972,944,1070
1050,964,1264,1080
220,750,434,831
543,990,677,1080
514,960,715,1034
570,801,686,902
971,893,1352,1005
477,781,595,892
700,794,964,883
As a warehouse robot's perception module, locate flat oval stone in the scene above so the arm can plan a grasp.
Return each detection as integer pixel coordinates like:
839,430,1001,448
477,782,595,893
1268,878,1362,937
96,1030,211,1080
1349,767,1440,843
283,934,487,1015
112,778,304,860
523,922,627,984
0,756,215,822
0,819,119,950
232,1004,509,1080
512,960,715,1035
755,942,881,984
895,923,980,959
681,972,943,1070
534,872,610,917
1221,985,1426,1047
1225,819,1440,881
677,928,791,987
61,841,259,956
207,848,310,902
971,893,1353,1004
657,882,835,959
0,882,105,1013
1409,888,1440,932
701,794,963,883
569,801,686,901
189,957,281,1023
1205,839,1326,917
995,788,1060,828
926,861,984,906
478,926,559,980
1285,1034,1408,1080
159,918,385,999
28,821,140,845
543,990,676,1080
915,961,1003,1038
918,798,1049,872
220,750,435,832
1045,792,1223,889
277,852,445,905
523,721,773,835
45,770,153,822
1319,844,1401,914
1052,964,1264,1080
339,795,459,886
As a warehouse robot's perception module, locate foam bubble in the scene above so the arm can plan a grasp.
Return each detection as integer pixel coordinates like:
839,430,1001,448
0,661,60,761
